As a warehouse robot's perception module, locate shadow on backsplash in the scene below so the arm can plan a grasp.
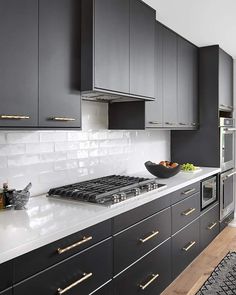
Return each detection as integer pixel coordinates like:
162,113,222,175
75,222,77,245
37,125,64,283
0,101,170,196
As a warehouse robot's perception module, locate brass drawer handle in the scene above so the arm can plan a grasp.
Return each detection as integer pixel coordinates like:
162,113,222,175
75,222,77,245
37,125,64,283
57,272,93,295
139,273,159,290
182,241,196,252
182,188,196,195
181,208,196,216
139,230,159,243
50,117,76,122
0,115,30,120
57,236,93,254
207,222,217,230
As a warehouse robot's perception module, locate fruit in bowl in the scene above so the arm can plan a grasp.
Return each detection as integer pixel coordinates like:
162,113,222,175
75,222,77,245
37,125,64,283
144,161,181,178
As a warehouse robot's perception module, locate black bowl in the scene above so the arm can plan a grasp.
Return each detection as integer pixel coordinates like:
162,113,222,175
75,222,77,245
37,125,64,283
144,161,181,178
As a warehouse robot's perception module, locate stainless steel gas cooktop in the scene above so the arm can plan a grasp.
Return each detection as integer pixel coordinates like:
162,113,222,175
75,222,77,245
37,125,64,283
47,175,166,206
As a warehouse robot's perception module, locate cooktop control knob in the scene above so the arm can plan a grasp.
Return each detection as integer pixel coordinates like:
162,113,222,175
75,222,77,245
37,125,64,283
119,192,127,201
133,188,141,196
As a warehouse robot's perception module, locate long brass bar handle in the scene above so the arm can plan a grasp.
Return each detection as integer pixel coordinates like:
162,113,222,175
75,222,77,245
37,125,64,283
182,241,196,252
207,222,217,230
57,272,93,295
181,208,196,216
182,188,196,195
139,274,159,290
0,115,30,120
57,236,93,255
50,117,76,122
139,230,159,243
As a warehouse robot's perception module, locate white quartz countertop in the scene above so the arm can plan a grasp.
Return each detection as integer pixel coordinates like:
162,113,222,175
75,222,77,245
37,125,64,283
0,167,220,264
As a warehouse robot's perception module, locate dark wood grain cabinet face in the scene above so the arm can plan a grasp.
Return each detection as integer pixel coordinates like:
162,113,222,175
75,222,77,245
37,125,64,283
114,207,171,275
94,0,130,94
130,0,155,98
145,21,163,128
38,0,81,128
14,220,112,283
14,239,112,295
219,48,233,111
114,239,171,295
0,261,13,292
172,193,200,234
172,218,200,279
0,0,38,127
162,26,178,127
200,203,219,251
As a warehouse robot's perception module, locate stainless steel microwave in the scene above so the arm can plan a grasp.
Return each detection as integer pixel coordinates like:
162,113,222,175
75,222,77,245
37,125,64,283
201,176,217,209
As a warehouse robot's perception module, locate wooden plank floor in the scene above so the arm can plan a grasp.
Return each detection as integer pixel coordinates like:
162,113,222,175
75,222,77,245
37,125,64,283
162,227,236,295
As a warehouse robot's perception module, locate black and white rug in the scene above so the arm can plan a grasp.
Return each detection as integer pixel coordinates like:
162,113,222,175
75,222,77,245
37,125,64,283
196,252,236,294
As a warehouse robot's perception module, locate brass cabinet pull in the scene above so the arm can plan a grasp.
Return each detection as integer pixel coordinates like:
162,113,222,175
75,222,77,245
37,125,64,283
57,236,93,254
182,241,196,252
181,208,196,216
57,272,93,295
50,117,76,122
207,222,217,230
139,230,159,243
0,115,30,120
148,121,162,125
139,273,159,290
182,188,196,196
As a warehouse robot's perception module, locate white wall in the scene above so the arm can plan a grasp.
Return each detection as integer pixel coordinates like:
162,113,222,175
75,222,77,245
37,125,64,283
0,101,170,196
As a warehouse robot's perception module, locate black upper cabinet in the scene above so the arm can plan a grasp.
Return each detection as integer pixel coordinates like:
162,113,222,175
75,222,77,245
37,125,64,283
130,0,155,98
145,21,163,128
162,26,178,128
178,37,198,128
219,48,233,111
38,0,81,128
81,0,155,101
0,0,38,127
94,0,130,94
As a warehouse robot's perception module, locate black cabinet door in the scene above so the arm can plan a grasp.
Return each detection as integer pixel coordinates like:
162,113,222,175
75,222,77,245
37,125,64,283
130,0,155,99
93,282,113,295
14,239,112,295
94,0,130,94
114,239,171,295
145,21,163,128
0,0,38,127
39,0,81,128
177,37,198,128
172,218,200,279
0,289,12,295
219,48,233,111
162,27,178,127
0,261,13,292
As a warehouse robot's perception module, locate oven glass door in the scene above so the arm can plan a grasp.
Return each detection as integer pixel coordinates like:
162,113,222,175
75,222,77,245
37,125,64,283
222,172,234,209
221,128,234,171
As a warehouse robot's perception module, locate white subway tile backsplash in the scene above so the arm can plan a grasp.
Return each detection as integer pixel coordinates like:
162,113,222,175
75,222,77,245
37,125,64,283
0,101,170,196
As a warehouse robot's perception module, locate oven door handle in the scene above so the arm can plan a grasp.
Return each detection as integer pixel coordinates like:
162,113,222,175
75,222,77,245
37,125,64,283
226,171,236,179
224,128,236,132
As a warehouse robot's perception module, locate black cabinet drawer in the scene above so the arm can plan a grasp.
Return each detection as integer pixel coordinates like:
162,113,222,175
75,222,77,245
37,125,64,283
14,238,112,295
14,220,112,283
0,261,13,292
114,239,171,295
172,193,200,234
220,211,234,232
114,207,171,275
0,289,12,295
93,282,113,295
172,218,200,279
170,182,200,205
200,203,219,251
113,195,171,233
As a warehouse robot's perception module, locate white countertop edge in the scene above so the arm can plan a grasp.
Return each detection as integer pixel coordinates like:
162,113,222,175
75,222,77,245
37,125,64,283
0,167,221,264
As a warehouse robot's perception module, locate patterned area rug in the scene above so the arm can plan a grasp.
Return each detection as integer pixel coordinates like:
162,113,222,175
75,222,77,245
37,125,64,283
196,252,236,294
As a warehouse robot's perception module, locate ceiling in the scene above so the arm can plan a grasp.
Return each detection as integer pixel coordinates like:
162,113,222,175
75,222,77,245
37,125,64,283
144,0,236,58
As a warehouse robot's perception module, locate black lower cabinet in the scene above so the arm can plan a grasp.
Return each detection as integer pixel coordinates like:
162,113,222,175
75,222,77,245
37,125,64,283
93,282,113,295
14,239,112,295
220,211,234,232
172,219,200,279
114,239,171,295
0,261,13,292
0,289,12,295
200,204,219,251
